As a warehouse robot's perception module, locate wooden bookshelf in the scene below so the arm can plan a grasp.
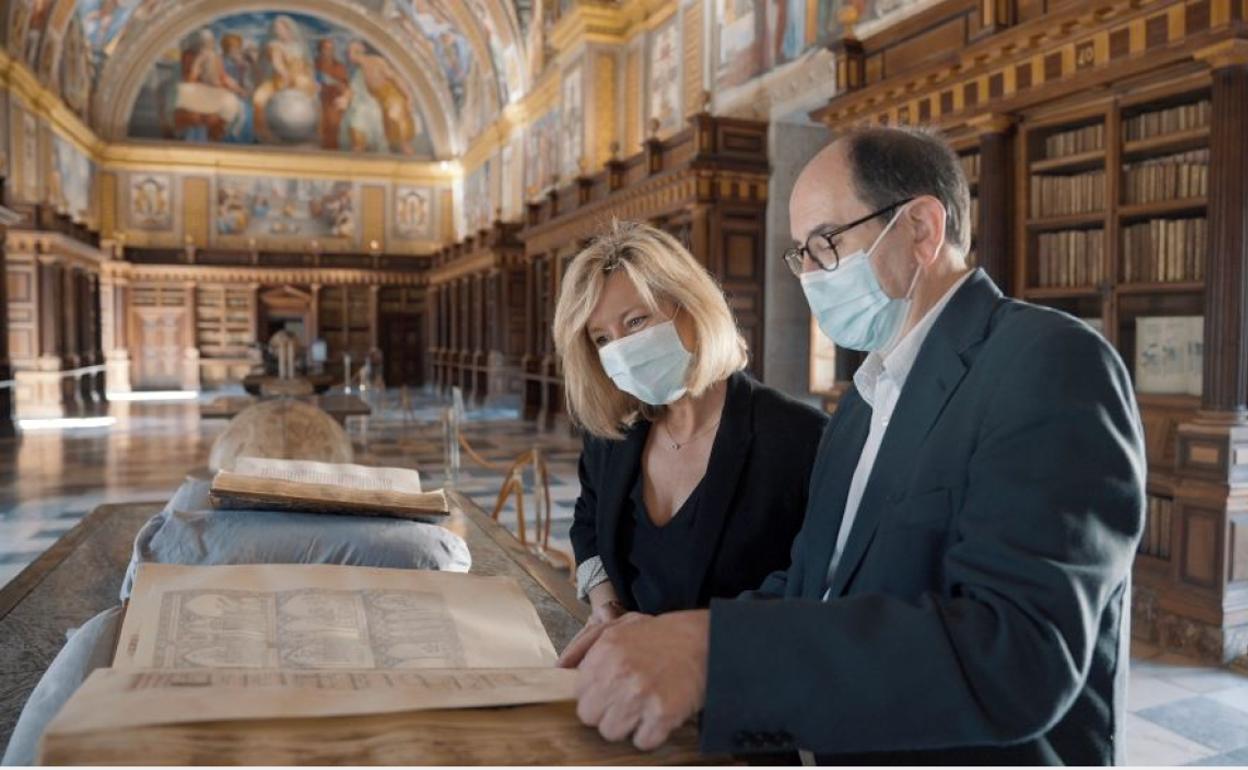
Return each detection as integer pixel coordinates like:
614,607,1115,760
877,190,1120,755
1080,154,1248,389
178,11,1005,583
195,285,254,359
318,285,376,376
1025,213,1107,230
1119,198,1208,221
1017,94,1211,398
1029,149,1107,174
1021,286,1102,300
1123,128,1210,160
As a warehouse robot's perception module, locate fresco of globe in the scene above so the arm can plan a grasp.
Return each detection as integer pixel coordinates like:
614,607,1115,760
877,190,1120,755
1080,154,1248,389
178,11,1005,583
266,89,320,144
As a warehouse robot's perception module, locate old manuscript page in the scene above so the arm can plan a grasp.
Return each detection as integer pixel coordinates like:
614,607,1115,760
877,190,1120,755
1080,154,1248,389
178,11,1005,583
45,667,578,735
230,458,426,494
114,563,557,671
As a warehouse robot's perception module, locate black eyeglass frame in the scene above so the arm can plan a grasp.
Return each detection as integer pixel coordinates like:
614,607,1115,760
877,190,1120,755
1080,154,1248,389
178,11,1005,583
783,196,915,276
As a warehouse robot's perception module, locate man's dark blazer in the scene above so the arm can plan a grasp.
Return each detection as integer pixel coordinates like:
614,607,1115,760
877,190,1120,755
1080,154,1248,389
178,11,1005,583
570,371,828,612
701,270,1146,765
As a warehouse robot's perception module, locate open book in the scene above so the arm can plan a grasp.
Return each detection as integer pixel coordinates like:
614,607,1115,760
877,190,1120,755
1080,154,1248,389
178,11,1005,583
210,457,450,519
40,564,583,763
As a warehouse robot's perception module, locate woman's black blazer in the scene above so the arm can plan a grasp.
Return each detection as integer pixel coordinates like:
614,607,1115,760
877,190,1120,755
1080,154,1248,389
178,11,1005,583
569,371,829,612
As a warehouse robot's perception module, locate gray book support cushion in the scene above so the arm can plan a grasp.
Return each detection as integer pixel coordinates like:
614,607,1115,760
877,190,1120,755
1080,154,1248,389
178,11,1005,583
2,606,122,766
120,477,471,601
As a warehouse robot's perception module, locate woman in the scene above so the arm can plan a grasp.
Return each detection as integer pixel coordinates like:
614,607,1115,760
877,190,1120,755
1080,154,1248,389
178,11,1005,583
554,221,828,629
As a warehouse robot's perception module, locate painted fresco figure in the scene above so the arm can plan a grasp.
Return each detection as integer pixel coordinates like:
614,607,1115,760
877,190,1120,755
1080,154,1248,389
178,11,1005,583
315,39,349,150
173,29,245,143
339,40,419,155
252,15,317,143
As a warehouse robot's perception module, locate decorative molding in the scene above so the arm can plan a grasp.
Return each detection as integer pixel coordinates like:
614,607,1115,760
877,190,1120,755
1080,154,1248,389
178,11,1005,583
0,50,101,158
6,229,107,270
967,112,1016,135
98,142,458,185
812,0,1240,130
1195,38,1248,69
104,261,427,287
520,164,767,254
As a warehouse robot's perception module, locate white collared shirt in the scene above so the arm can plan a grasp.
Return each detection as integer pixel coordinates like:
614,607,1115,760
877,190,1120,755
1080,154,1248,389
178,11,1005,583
822,271,974,598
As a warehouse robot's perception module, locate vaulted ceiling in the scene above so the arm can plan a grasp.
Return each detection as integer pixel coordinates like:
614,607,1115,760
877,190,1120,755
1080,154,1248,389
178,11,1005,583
4,0,533,158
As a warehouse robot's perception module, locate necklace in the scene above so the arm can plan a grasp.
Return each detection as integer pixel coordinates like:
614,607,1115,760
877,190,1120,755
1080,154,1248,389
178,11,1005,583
660,416,721,451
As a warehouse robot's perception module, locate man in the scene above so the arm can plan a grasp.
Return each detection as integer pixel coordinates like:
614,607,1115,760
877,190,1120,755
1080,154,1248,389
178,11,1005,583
558,125,1145,764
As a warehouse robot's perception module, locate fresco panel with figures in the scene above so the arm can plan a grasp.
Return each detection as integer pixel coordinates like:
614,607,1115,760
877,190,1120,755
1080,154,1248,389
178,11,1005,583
125,11,434,156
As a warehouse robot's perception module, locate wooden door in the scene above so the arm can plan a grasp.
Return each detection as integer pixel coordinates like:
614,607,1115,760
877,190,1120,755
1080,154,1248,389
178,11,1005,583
381,313,423,387
133,308,184,389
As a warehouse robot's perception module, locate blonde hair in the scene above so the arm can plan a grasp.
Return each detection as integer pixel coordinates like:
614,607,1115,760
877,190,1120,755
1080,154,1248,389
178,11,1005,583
553,220,749,439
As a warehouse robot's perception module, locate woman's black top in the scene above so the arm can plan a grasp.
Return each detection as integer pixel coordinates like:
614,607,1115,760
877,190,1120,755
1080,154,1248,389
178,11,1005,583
570,371,829,613
622,472,707,615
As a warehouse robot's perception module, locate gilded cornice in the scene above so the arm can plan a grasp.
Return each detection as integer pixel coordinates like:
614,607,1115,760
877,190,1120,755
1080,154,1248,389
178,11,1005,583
103,261,428,287
6,229,108,269
100,142,459,185
549,0,676,51
0,50,103,158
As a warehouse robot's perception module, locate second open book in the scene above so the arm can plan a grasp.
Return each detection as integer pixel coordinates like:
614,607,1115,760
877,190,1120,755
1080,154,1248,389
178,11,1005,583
210,457,450,519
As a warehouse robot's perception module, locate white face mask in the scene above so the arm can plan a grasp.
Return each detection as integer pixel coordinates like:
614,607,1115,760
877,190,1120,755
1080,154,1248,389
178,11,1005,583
597,317,692,406
799,206,922,352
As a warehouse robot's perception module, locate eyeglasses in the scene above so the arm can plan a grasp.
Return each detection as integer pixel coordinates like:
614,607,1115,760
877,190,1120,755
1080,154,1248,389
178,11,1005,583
783,197,914,277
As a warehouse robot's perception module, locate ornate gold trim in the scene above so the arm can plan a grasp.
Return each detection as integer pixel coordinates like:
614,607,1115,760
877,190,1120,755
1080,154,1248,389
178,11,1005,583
103,261,427,287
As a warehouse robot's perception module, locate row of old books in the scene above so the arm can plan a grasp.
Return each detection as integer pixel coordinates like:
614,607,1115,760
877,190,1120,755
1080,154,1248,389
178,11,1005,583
959,152,981,181
1134,315,1203,395
1122,150,1210,204
1138,495,1174,559
1044,123,1105,158
1121,217,1207,283
1036,229,1104,288
1124,100,1212,142
1030,171,1106,217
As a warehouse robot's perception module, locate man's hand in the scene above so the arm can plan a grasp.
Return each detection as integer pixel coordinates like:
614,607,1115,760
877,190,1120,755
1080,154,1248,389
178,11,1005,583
571,609,710,751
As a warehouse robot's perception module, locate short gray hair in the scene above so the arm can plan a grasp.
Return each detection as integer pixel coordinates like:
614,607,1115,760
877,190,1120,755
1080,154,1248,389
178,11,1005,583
842,125,972,253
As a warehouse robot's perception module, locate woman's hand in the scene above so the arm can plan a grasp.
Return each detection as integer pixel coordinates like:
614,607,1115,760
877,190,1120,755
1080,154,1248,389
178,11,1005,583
558,609,644,668
559,587,627,667
588,599,626,627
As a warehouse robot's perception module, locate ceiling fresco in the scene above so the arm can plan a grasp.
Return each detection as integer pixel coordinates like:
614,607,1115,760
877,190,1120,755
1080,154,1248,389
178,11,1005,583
3,0,528,154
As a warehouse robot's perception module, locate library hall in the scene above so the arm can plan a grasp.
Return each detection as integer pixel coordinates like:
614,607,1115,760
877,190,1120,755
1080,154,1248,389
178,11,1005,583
2,0,1248,765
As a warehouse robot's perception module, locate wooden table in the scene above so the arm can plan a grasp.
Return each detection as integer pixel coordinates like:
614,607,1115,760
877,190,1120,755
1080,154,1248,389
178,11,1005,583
0,493,708,764
200,393,372,425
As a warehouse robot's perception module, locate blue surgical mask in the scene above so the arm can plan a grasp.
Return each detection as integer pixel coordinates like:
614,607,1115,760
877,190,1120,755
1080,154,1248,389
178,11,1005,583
597,317,692,406
800,207,918,352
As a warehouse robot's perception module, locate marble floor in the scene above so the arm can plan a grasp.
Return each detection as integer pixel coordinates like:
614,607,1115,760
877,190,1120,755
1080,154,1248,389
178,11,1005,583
1,387,1246,764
